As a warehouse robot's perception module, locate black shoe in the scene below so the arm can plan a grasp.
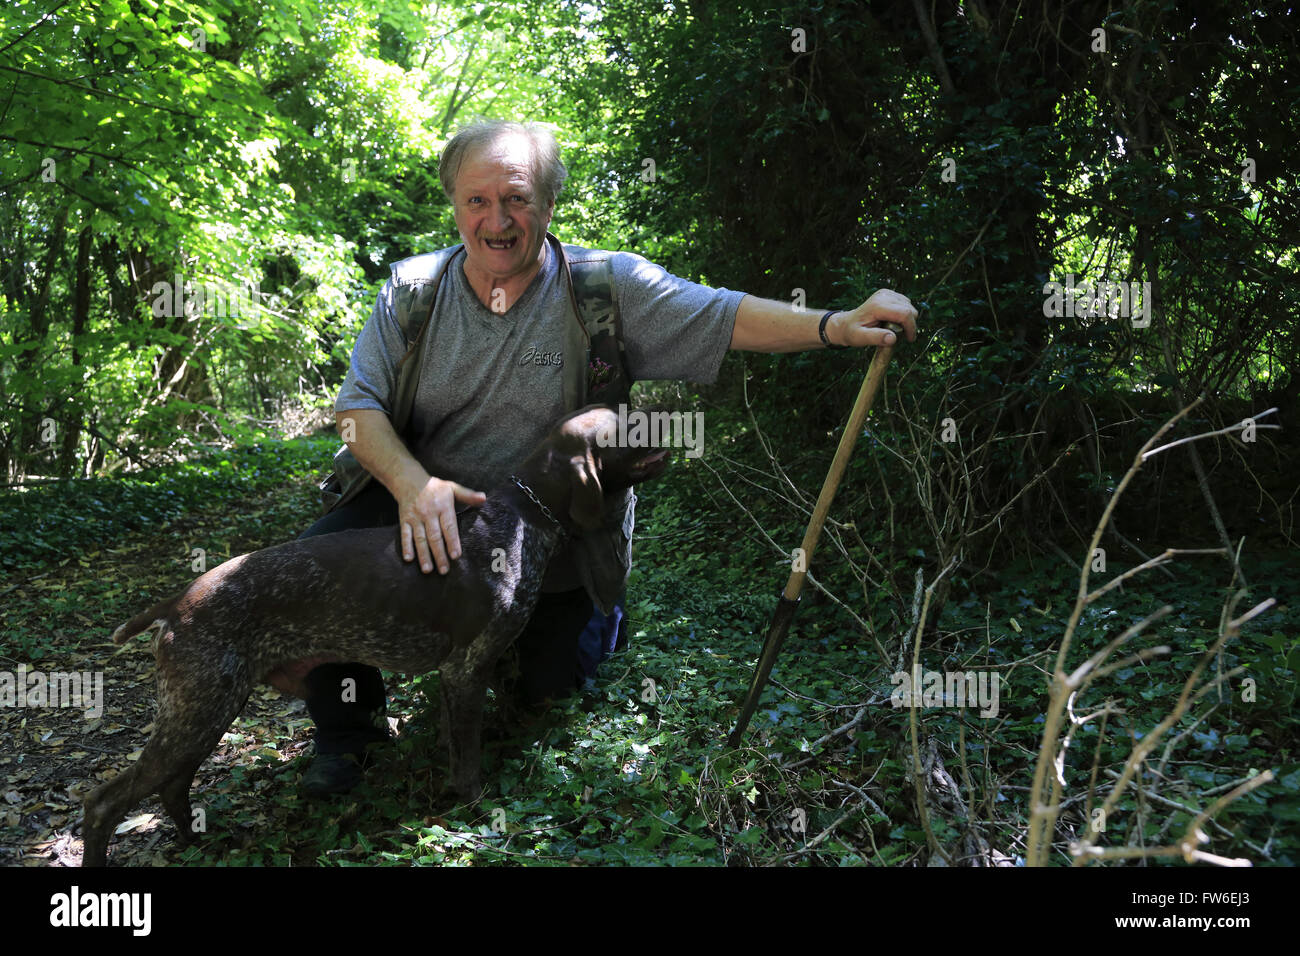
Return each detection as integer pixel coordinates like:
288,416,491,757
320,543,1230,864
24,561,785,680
300,752,364,798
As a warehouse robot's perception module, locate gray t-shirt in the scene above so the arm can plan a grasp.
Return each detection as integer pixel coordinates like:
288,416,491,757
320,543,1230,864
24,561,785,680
336,240,742,491
334,240,743,596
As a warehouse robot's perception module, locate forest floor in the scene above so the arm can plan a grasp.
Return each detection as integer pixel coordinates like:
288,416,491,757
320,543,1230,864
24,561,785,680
2,435,1296,866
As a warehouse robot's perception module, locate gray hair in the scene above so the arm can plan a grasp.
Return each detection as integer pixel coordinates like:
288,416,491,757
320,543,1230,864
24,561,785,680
438,120,568,208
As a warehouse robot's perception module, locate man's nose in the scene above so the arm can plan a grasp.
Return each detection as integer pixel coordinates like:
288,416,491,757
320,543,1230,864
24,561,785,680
489,203,512,230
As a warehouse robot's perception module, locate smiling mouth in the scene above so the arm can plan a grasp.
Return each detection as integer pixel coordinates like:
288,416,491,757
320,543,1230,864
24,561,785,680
484,235,519,250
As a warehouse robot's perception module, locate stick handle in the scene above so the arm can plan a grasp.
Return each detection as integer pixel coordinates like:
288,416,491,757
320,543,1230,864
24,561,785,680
728,328,899,745
727,594,801,747
780,335,895,601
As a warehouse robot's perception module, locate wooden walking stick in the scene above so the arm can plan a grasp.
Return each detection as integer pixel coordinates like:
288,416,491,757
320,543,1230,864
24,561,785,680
728,327,900,745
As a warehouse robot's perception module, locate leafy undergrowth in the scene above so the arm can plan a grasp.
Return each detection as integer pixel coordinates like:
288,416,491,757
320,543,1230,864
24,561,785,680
0,437,338,660
2,437,1296,866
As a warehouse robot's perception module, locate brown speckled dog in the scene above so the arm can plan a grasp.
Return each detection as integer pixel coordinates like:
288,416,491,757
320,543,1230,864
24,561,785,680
81,406,668,866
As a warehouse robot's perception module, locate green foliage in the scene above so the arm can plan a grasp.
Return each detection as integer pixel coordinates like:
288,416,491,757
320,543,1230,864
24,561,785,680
2,0,1296,867
0,430,1291,865
0,435,333,572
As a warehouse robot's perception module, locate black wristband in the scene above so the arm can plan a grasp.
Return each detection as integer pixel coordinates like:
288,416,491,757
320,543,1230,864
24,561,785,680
819,310,848,349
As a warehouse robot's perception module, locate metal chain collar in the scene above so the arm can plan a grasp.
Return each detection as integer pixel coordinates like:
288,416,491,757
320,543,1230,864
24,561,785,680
510,475,562,528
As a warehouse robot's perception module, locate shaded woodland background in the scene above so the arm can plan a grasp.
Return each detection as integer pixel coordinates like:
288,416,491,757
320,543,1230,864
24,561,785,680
1,0,1297,866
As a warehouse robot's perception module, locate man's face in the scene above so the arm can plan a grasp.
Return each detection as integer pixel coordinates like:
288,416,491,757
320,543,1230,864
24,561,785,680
451,134,554,282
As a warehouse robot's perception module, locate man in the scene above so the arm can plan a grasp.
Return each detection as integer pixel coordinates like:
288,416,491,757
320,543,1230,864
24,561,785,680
297,120,918,795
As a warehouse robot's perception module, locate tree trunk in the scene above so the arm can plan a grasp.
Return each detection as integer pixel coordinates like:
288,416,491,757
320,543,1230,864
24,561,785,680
59,223,93,477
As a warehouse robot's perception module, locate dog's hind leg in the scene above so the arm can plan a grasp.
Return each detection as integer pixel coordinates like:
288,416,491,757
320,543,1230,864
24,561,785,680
81,725,205,866
155,690,253,847
82,644,253,865
82,763,149,867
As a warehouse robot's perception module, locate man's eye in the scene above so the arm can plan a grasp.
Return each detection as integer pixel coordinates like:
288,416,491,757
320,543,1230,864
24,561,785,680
510,196,526,204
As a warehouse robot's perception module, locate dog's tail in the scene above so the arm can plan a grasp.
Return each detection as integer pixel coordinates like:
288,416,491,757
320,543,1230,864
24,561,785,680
111,595,182,644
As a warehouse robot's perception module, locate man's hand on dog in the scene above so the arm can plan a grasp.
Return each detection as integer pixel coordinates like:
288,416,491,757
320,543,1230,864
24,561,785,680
399,476,486,574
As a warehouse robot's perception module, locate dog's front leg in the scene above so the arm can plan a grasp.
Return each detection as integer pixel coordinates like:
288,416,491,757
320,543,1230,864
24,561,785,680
439,660,489,803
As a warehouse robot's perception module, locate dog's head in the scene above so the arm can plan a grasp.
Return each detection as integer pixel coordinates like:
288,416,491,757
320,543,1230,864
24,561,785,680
550,405,674,531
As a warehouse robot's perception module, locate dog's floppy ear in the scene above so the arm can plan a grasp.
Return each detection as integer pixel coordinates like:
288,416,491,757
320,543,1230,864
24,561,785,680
568,447,605,531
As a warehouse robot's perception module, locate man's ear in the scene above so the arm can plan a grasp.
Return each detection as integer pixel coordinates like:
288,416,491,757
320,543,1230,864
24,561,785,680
568,448,604,531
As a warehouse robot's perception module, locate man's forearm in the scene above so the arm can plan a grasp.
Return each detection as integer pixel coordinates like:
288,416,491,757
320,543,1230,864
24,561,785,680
336,408,428,501
729,294,843,352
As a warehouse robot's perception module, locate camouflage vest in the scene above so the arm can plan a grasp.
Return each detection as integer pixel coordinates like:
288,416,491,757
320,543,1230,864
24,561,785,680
319,232,634,514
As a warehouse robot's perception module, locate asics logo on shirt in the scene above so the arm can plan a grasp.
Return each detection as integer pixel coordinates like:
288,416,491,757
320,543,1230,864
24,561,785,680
520,346,564,367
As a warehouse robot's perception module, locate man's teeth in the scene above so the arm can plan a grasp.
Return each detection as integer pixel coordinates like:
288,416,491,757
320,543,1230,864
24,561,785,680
485,237,518,248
